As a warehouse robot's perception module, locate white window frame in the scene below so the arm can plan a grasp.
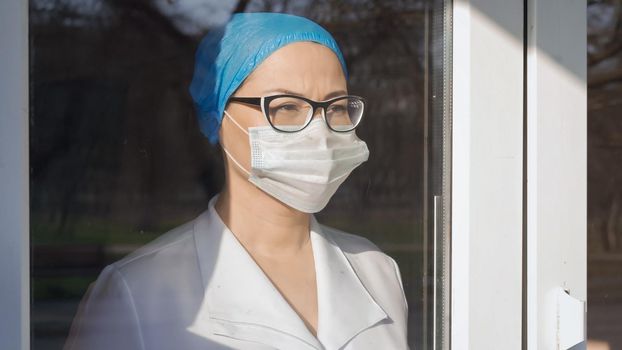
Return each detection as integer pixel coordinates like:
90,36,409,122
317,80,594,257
451,0,586,349
0,0,30,349
525,0,587,349
451,0,525,348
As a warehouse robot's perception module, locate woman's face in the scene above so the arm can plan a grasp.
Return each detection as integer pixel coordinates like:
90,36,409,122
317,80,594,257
220,41,348,175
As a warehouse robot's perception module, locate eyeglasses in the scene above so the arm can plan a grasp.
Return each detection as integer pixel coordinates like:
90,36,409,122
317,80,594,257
227,94,366,133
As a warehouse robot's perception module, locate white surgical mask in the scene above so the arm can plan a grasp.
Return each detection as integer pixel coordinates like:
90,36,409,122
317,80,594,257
221,110,370,213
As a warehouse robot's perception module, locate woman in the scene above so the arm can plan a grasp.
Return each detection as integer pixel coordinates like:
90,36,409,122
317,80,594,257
64,12,409,350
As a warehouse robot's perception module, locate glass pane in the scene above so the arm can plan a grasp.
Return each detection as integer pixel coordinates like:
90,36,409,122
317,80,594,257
29,1,452,349
587,1,622,349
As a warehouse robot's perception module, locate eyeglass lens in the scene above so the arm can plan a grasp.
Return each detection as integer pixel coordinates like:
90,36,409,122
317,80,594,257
267,96,364,132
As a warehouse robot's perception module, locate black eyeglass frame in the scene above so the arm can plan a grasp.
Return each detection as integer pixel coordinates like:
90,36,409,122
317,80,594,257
227,94,366,133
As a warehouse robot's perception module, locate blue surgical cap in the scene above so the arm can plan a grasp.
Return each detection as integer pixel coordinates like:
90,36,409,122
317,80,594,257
189,12,349,144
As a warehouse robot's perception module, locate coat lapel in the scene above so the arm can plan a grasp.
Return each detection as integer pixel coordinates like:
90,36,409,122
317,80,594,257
309,215,389,349
188,195,389,350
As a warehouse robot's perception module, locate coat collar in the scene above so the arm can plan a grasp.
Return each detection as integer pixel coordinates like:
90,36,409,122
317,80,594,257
187,194,388,350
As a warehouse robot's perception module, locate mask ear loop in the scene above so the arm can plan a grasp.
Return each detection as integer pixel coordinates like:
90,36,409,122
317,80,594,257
224,110,249,135
221,110,251,176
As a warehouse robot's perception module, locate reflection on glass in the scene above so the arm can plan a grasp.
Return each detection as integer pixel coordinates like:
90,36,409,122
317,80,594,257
29,1,452,349
587,1,622,349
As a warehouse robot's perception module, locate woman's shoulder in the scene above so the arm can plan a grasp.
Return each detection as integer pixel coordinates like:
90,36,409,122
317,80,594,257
318,223,409,318
103,217,200,290
318,223,403,283
318,223,392,262
86,216,204,307
64,217,205,350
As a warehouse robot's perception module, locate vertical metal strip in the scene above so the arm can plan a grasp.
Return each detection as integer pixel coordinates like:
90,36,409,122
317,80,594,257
428,0,453,348
522,0,529,347
441,1,453,349
433,195,440,350
422,2,431,348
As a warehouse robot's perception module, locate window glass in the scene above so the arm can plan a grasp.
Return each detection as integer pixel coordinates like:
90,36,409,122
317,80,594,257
29,1,452,349
587,1,622,349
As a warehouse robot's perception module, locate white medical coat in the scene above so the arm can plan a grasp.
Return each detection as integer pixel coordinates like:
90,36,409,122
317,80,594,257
64,195,409,350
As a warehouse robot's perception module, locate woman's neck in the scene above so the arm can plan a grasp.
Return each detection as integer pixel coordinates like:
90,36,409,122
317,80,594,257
214,175,311,261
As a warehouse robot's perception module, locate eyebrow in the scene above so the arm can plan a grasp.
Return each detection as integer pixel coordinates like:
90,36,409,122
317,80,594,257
262,89,348,100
